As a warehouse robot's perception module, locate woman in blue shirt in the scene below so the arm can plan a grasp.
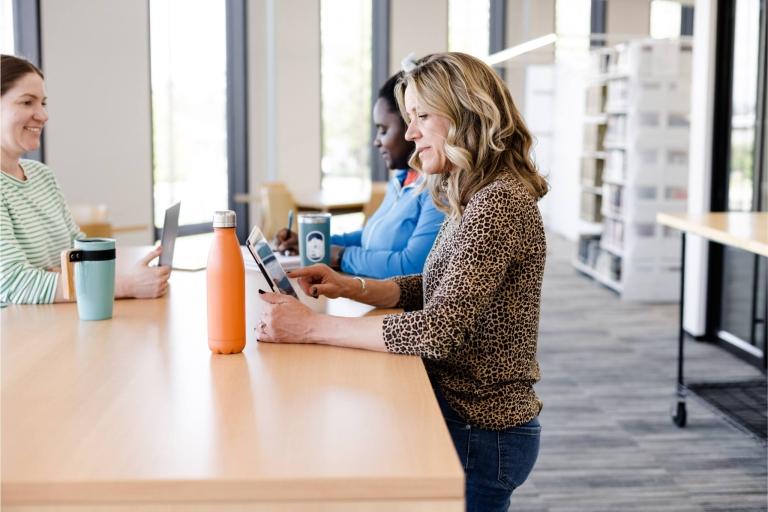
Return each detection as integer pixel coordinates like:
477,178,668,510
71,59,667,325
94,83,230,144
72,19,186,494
276,73,444,279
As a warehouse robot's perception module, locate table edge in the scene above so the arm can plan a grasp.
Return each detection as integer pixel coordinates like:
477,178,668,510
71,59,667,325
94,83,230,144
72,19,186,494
1,475,464,504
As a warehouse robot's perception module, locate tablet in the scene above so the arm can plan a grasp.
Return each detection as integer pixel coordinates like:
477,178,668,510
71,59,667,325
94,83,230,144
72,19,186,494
159,202,181,267
245,226,298,298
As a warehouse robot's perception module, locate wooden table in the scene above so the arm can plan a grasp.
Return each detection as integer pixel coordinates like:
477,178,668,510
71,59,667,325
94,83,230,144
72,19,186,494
1,262,463,510
294,189,370,215
233,190,369,215
656,212,768,427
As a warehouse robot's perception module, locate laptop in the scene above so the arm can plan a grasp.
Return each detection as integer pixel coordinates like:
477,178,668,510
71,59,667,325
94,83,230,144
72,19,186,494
158,202,181,268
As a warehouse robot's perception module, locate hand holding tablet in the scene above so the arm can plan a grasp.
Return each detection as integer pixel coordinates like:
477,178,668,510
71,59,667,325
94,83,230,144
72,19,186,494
245,226,299,298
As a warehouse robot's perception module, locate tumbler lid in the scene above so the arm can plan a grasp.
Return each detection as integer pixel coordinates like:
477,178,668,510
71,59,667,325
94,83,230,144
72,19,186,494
213,210,236,228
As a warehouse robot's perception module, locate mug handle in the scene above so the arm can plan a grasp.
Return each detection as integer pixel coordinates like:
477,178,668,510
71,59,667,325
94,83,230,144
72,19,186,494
60,250,77,301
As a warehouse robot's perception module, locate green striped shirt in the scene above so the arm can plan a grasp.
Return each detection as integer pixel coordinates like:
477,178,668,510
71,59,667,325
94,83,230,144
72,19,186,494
1,160,83,304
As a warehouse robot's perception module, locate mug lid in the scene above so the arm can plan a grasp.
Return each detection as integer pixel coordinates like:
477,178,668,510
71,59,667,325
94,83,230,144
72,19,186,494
299,212,331,221
74,238,116,251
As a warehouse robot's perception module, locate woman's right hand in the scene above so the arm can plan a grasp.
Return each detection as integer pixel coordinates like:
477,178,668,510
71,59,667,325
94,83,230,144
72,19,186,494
287,264,352,299
275,228,299,254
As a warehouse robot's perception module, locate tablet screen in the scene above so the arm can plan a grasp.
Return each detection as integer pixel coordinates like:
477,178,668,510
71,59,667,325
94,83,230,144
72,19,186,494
159,202,181,267
246,227,298,298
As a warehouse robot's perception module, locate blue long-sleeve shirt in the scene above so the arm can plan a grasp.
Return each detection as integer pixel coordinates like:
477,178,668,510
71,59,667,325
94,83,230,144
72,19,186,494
331,170,444,278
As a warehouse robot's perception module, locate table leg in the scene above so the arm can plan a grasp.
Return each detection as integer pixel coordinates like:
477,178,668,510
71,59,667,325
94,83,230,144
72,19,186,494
672,231,687,427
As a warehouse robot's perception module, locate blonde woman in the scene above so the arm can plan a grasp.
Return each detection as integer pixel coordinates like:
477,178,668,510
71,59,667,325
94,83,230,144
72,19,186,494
258,52,548,511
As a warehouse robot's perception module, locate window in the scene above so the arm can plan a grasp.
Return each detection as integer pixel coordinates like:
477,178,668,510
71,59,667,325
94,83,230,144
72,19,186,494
149,0,229,230
709,0,767,367
320,0,372,193
1,0,13,54
449,0,490,57
556,0,591,57
650,0,682,39
727,0,761,211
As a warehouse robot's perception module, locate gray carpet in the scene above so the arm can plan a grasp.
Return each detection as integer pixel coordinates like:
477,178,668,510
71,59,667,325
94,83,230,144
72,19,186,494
511,234,767,512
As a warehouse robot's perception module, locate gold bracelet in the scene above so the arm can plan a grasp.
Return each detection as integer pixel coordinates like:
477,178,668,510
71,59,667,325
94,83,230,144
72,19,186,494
352,276,366,293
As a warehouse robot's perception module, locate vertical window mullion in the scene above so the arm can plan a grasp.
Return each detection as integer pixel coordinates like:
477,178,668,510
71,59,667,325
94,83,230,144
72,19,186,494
590,0,607,48
681,5,695,36
371,0,390,183
12,0,44,163
226,0,249,242
752,0,767,212
489,0,506,80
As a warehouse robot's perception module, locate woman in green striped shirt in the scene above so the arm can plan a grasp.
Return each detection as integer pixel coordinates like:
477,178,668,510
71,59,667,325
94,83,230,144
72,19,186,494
1,54,170,304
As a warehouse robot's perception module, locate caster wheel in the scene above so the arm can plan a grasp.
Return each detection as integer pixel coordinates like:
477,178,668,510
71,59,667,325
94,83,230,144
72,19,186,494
672,401,687,427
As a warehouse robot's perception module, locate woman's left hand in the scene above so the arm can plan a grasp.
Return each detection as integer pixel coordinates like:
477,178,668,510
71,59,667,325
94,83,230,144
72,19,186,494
116,246,171,299
257,291,317,343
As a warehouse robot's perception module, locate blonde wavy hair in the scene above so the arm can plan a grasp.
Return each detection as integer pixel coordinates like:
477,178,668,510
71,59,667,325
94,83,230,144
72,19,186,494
394,52,548,220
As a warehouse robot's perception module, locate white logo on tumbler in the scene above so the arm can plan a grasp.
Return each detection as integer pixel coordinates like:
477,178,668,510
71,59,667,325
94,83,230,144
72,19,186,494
306,231,325,262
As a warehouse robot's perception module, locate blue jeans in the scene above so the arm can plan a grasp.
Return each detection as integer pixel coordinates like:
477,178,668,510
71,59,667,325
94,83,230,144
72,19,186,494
434,386,541,512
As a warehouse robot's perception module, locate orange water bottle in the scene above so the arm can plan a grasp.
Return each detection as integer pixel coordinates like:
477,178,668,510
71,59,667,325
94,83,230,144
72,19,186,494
207,210,245,354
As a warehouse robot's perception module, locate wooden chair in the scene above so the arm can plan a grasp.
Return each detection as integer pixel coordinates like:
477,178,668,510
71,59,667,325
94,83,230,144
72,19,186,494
69,204,148,239
258,182,297,241
362,181,388,225
70,204,113,237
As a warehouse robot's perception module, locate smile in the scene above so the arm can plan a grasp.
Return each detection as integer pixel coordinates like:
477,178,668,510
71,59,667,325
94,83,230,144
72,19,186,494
24,127,42,133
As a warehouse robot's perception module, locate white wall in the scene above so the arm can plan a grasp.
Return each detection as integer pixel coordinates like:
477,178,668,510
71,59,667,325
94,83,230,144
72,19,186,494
390,0,448,74
524,65,556,214
503,0,556,113
247,0,322,222
265,0,321,198
541,55,590,239
247,0,269,229
40,0,154,245
607,0,651,35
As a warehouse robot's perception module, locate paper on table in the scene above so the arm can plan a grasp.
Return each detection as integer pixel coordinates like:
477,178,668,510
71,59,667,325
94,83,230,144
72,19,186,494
241,247,301,272
276,253,301,271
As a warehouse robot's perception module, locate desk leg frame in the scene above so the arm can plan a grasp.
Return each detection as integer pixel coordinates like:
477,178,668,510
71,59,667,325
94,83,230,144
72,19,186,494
672,232,688,427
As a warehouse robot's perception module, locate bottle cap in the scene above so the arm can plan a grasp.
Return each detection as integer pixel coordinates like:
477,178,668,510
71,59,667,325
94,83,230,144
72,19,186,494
213,210,236,228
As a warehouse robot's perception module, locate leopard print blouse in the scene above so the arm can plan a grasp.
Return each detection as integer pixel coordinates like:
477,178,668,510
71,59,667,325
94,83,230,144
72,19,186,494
382,172,546,431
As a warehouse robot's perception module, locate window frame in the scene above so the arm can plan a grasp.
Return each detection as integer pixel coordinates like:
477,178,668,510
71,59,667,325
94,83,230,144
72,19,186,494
11,0,44,163
706,0,767,369
370,0,390,183
489,0,507,80
590,0,607,48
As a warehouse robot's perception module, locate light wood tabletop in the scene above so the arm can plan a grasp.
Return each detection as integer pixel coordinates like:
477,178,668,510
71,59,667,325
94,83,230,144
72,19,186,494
233,189,370,213
1,259,463,511
656,212,768,257
294,189,370,214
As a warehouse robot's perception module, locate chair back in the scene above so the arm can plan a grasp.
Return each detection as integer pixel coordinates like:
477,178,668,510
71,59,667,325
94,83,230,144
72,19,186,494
259,182,297,241
70,204,114,238
363,181,388,225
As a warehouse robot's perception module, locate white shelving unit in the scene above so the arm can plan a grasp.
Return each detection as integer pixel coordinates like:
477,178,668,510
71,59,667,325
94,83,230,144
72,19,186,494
574,39,692,302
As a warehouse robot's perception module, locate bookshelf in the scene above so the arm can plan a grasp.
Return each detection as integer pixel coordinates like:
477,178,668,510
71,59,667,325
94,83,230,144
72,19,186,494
574,39,692,302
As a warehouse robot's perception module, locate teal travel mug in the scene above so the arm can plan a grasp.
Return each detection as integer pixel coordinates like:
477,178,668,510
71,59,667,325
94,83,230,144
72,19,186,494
298,213,331,266
67,238,117,321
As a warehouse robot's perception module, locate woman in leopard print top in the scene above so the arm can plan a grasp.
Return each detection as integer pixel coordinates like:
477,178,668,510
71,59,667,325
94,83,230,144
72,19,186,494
259,52,548,512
